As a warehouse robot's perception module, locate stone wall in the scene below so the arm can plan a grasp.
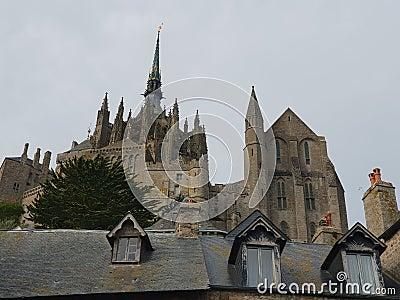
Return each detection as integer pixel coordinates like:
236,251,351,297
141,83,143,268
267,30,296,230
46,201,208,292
380,225,400,282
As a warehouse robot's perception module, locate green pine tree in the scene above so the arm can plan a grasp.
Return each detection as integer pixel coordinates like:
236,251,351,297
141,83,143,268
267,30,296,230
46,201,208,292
27,155,156,230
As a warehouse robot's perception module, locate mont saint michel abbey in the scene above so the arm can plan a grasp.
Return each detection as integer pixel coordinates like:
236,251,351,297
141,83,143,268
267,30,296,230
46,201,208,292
1,27,400,299
52,28,347,242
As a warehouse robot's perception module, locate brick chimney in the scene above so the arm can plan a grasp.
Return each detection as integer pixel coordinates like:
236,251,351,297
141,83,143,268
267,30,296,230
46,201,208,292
362,168,398,237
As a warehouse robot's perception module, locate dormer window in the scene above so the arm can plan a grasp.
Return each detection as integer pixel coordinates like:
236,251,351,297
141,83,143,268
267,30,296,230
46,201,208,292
107,212,153,264
227,210,288,288
321,223,386,295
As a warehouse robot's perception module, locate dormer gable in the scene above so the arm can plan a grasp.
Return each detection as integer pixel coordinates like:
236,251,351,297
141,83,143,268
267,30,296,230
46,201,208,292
107,212,153,264
321,222,387,294
227,210,289,287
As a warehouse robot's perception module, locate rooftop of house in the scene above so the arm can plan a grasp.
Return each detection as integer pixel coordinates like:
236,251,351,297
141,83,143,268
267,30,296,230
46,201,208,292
1,214,399,299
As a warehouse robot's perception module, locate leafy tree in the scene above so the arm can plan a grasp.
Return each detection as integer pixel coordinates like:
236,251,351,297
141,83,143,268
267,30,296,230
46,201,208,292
0,202,24,229
27,155,155,230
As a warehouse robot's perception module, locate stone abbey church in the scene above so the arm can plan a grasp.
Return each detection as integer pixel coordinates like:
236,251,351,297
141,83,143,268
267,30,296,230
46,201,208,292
50,28,347,242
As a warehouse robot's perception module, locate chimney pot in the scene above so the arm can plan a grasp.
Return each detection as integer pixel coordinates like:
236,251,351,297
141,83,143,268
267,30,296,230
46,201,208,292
369,173,376,186
373,168,381,182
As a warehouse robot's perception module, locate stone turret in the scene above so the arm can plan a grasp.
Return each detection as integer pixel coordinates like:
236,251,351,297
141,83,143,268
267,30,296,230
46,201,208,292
110,97,125,144
172,98,179,125
92,92,111,148
362,168,398,237
21,143,29,165
244,86,264,194
184,118,188,133
33,148,41,169
41,151,52,180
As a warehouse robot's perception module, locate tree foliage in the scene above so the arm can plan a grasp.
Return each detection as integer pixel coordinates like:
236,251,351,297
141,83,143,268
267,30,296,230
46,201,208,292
0,202,24,229
27,155,155,230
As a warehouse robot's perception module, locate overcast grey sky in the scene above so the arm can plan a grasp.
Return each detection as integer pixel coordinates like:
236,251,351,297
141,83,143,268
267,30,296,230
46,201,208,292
1,1,399,227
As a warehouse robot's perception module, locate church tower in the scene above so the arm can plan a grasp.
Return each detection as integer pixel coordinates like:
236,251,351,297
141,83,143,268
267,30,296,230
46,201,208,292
244,86,264,194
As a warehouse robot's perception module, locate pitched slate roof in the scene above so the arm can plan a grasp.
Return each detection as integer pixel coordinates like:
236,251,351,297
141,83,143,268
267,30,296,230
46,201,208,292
0,230,209,299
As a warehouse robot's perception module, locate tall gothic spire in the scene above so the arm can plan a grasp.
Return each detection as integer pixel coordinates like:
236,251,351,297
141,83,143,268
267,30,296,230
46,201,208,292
144,24,163,97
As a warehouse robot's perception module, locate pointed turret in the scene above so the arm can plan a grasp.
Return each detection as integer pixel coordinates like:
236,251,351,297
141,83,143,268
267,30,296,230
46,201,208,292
184,118,188,133
194,110,200,131
173,98,179,125
144,24,162,97
245,86,264,131
110,97,125,144
244,86,265,195
92,92,112,148
101,92,109,111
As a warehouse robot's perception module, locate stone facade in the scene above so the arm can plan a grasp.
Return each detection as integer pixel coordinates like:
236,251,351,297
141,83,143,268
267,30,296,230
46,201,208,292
0,143,51,204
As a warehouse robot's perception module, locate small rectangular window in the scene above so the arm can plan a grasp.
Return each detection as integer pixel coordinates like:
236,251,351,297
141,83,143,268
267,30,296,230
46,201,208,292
247,247,274,287
116,237,139,262
347,252,377,294
176,173,183,180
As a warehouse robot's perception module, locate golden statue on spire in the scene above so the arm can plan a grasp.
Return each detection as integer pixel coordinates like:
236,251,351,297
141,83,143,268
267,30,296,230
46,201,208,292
158,22,163,32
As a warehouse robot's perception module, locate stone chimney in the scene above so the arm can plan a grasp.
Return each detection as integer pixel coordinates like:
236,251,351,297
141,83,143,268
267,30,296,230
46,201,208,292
312,212,343,246
33,148,41,169
21,143,29,165
174,198,200,238
362,168,398,237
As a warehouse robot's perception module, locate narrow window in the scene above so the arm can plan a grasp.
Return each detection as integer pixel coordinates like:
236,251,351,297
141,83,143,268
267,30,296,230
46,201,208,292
247,247,274,287
347,252,377,294
277,180,287,209
304,142,310,165
116,237,138,262
276,140,281,164
251,148,254,156
304,181,315,210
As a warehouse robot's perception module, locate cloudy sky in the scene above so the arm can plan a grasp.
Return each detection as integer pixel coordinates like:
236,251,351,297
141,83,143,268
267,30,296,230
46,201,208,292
1,1,399,227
